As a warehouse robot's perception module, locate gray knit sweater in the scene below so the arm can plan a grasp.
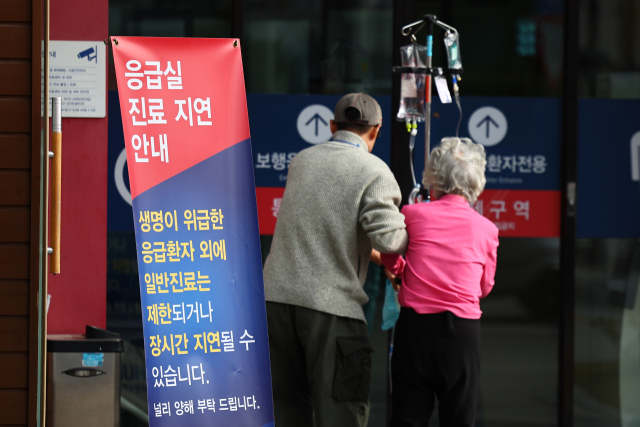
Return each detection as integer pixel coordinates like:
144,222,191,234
263,131,408,321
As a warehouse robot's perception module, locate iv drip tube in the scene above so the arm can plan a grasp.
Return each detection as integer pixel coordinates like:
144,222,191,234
407,120,421,205
453,76,462,137
409,133,417,187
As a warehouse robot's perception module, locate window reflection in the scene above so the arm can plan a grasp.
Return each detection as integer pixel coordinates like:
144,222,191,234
575,239,640,427
244,0,393,95
579,0,640,99
441,0,564,97
479,238,559,427
576,0,640,426
109,0,232,38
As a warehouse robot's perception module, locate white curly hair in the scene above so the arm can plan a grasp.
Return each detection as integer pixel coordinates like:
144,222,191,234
423,137,487,203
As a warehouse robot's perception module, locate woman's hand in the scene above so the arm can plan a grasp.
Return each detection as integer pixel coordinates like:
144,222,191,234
374,249,402,291
384,268,401,292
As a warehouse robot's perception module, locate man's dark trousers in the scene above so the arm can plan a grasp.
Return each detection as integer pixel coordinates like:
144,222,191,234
266,302,372,427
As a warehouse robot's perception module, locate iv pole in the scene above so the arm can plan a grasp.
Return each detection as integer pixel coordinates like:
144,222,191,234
395,15,464,204
424,17,433,175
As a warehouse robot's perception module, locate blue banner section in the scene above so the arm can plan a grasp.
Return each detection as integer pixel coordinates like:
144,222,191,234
577,99,640,238
133,139,273,426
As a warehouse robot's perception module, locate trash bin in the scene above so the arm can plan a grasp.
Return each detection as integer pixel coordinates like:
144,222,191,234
47,325,125,427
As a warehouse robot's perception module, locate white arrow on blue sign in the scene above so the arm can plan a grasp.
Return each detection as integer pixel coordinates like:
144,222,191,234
297,104,334,144
468,106,508,147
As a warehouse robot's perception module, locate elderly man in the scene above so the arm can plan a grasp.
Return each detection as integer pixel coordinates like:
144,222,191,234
263,93,408,427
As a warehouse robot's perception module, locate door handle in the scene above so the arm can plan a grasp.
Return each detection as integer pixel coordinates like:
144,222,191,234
61,368,106,378
50,97,61,274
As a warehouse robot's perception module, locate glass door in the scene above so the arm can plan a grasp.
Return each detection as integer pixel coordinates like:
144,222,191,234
574,0,640,425
393,1,565,425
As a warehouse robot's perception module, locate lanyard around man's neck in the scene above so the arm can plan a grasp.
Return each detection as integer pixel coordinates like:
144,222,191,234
331,138,361,149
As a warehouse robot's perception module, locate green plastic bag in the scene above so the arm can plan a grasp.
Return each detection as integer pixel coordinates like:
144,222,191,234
381,279,401,330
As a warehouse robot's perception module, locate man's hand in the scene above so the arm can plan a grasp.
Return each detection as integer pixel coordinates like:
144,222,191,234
370,249,382,266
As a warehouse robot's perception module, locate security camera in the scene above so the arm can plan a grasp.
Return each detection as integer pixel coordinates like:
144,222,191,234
78,47,97,63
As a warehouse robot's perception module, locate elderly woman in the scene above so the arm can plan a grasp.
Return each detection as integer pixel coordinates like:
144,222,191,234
381,137,499,427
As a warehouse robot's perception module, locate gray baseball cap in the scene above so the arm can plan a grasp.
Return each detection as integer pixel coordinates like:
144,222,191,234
334,93,383,126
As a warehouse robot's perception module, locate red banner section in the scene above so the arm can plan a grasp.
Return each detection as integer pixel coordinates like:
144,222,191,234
256,187,286,235
257,187,560,238
111,37,250,200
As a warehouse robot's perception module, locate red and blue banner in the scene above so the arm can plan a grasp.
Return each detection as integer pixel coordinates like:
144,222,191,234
112,36,273,426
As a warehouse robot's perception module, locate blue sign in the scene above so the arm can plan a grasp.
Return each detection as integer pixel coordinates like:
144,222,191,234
248,94,391,188
425,96,562,191
247,95,562,191
577,99,640,238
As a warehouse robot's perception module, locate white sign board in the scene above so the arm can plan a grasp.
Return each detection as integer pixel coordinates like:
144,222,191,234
42,40,106,118
631,130,640,181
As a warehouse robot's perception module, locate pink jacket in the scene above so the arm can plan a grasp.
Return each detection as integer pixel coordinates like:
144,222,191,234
381,194,499,319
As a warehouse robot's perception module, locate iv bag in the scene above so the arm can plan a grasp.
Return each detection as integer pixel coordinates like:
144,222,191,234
397,44,427,122
444,30,462,70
